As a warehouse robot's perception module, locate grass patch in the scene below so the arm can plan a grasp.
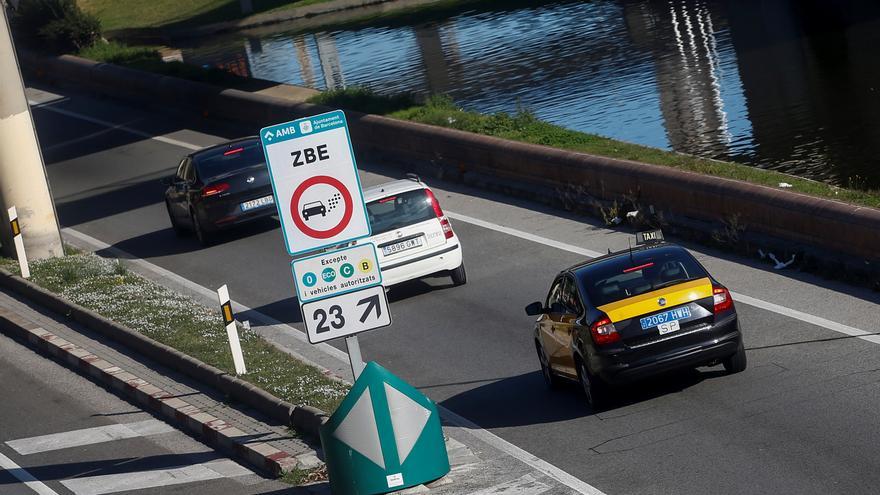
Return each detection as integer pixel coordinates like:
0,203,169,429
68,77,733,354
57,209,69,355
309,90,880,209
78,0,332,31
78,41,254,87
309,87,419,116
0,253,348,413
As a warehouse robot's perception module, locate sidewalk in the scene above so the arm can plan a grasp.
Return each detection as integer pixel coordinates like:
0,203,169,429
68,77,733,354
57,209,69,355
0,286,320,478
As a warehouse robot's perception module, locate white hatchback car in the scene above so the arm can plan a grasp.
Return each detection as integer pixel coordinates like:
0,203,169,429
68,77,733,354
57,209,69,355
356,176,465,287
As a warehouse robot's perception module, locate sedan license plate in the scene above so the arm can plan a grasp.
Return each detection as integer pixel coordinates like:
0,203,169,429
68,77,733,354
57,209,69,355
240,195,275,212
383,237,424,256
639,306,691,331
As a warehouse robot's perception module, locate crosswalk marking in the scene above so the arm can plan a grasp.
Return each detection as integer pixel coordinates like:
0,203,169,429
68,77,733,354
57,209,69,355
6,420,175,455
60,459,252,495
0,451,61,495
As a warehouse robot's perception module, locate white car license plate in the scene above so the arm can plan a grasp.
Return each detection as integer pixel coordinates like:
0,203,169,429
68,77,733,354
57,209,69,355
657,320,680,335
240,195,275,211
383,237,424,256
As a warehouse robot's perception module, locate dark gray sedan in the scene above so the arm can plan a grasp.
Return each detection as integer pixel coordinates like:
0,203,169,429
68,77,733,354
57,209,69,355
164,137,275,245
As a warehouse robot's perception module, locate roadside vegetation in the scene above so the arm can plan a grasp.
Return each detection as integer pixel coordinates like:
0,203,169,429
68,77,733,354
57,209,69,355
11,1,879,209
77,0,329,31
310,89,880,209
0,253,349,413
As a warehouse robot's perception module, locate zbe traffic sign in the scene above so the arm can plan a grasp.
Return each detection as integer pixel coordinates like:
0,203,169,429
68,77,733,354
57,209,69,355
260,110,371,256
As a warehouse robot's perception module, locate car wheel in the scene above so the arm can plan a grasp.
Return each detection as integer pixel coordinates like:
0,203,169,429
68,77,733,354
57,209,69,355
535,341,560,389
450,262,467,286
166,200,185,236
577,357,609,409
191,209,213,246
722,341,747,374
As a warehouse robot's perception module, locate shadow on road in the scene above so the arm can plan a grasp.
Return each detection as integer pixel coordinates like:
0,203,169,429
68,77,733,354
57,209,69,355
438,367,728,429
247,297,304,325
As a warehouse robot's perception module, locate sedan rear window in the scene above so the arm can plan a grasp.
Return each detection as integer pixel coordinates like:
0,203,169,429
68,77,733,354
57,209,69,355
576,247,708,307
194,141,265,180
367,189,436,235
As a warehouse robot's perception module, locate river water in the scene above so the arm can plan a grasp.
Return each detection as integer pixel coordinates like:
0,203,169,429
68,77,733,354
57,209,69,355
176,0,880,188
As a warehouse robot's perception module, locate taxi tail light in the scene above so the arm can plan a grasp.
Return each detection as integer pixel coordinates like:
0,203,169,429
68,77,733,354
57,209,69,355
590,316,620,345
202,183,230,197
426,189,455,239
713,285,733,313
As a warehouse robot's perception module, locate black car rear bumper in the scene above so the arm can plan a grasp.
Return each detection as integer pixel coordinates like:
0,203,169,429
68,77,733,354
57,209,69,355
200,201,276,232
592,315,742,385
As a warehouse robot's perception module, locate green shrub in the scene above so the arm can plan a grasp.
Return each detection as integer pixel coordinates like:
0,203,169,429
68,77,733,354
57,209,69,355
308,86,419,115
78,41,161,65
13,0,101,53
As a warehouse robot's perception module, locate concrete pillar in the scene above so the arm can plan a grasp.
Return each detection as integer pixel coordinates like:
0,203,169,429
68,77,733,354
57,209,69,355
0,6,63,260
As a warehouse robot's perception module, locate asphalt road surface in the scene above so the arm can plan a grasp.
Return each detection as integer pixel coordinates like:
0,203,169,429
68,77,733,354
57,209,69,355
0,331,298,495
24,84,880,495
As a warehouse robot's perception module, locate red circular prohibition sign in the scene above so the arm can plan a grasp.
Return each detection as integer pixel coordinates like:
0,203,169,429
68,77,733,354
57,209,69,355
290,175,354,239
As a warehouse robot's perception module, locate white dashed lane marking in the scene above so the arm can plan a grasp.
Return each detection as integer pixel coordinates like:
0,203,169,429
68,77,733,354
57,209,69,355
6,419,175,456
60,459,251,495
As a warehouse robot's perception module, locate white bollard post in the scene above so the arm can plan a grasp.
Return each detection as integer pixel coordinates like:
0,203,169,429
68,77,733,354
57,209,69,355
217,284,247,375
8,206,29,278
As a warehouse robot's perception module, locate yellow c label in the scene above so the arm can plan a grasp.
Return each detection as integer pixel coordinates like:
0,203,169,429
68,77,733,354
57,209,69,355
358,258,373,273
10,219,19,237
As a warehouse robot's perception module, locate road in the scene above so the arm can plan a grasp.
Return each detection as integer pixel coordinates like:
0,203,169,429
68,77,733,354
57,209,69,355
24,83,880,494
0,330,297,495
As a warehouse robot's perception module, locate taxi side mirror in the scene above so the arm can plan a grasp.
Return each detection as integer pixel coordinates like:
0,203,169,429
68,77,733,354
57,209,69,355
525,301,546,316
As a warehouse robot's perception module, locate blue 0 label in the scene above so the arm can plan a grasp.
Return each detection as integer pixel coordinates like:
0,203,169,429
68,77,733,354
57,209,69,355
302,272,318,287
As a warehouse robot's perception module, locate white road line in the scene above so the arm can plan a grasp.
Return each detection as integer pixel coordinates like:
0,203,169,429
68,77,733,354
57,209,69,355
27,100,201,151
467,474,551,495
6,420,175,456
731,292,880,345
43,124,131,152
445,212,879,344
447,212,606,258
0,451,60,495
60,459,251,495
443,409,606,495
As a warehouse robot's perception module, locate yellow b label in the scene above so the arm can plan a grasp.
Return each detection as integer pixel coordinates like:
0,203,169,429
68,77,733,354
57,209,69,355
358,258,373,273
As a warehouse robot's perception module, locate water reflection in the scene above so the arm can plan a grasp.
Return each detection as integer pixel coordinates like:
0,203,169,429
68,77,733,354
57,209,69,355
175,0,880,187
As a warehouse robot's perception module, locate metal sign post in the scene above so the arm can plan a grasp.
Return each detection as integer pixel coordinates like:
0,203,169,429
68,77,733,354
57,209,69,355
345,336,365,379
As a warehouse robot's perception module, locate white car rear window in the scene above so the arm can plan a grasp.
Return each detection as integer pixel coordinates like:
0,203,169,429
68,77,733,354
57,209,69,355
367,189,435,235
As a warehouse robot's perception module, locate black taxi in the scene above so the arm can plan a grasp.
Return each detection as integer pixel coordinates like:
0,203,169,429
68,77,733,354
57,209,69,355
526,231,745,407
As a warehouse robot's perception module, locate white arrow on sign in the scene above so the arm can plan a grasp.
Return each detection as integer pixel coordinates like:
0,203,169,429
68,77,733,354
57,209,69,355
301,285,391,344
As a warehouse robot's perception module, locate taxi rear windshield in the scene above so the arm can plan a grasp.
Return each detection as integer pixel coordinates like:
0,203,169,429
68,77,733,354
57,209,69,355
367,189,435,235
194,141,264,180
576,248,708,307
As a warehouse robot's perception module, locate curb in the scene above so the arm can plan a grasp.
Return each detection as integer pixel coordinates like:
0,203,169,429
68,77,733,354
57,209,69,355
0,268,329,473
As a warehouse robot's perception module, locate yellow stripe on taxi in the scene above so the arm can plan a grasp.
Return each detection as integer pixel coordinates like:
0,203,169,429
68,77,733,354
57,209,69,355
597,277,713,322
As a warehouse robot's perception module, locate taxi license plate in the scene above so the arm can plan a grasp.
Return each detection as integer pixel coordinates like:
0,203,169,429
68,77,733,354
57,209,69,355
383,237,424,256
240,195,275,211
640,307,691,331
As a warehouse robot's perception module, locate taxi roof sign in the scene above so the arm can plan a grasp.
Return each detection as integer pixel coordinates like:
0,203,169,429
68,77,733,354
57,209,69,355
636,229,664,245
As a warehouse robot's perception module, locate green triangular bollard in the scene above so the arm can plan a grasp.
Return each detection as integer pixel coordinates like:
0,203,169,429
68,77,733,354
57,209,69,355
320,362,450,494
